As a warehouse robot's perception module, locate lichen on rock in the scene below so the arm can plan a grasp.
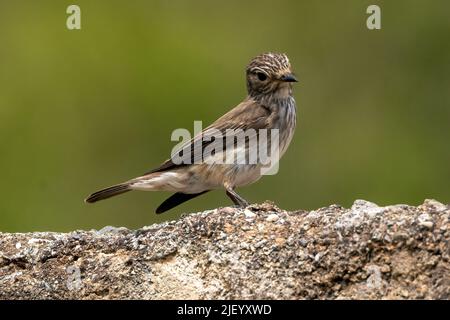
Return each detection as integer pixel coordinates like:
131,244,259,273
0,199,449,299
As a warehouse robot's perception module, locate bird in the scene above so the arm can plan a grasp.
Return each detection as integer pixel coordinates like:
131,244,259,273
85,52,298,213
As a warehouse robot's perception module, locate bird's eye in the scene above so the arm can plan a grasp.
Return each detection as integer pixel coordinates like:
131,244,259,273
256,72,267,81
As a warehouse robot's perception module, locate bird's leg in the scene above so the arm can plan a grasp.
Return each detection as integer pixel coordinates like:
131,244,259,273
225,186,249,207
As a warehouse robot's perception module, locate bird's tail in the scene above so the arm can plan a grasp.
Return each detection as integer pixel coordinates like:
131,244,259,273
85,183,131,203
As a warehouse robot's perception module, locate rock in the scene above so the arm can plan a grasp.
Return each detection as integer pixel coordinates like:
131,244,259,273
417,213,434,229
0,199,449,300
96,226,129,235
420,199,448,212
243,209,256,219
351,199,380,211
266,213,279,222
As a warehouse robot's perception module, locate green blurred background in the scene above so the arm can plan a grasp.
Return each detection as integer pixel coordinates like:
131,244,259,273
0,1,449,232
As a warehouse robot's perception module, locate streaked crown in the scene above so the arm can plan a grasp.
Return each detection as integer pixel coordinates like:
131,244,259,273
246,53,291,75
245,53,297,97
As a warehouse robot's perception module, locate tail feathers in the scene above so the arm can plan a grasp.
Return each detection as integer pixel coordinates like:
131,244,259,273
85,183,131,203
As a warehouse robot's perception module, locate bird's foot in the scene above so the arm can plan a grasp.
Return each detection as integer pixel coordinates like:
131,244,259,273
226,188,250,208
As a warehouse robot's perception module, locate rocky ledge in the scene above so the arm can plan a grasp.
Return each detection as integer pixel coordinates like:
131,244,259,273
0,199,449,299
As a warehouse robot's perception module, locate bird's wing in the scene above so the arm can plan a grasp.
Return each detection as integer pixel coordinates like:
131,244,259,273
142,98,271,175
155,191,209,214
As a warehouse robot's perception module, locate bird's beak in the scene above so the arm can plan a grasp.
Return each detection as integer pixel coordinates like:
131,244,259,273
280,73,298,83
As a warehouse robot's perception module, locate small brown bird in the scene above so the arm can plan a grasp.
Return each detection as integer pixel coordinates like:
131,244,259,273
85,53,298,213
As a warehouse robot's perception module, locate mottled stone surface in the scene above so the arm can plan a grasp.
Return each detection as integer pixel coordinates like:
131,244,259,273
0,199,449,299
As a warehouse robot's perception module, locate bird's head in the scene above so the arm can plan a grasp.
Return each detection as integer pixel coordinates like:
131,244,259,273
246,52,297,99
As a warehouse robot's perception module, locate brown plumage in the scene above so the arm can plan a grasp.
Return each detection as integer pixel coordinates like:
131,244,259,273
85,53,298,213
